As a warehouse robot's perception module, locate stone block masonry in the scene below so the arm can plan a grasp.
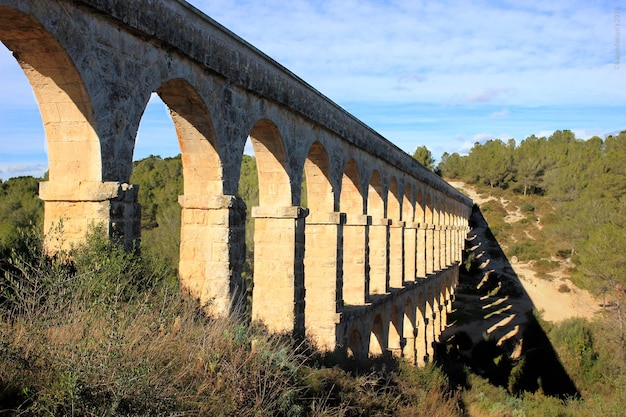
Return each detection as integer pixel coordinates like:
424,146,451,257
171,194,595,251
0,0,472,363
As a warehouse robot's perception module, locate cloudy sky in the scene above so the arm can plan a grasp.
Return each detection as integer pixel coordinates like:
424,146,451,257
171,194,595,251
1,0,624,179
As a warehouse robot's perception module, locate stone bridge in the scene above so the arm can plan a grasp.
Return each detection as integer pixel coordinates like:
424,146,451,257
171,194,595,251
0,0,472,365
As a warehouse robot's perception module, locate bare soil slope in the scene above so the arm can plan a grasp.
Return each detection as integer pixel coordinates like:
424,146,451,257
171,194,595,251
444,182,600,348
449,181,599,323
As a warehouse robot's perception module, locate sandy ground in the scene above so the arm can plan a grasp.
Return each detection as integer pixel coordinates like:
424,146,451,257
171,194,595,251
443,182,601,348
449,181,600,323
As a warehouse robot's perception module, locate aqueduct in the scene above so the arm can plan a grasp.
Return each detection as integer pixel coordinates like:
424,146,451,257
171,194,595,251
0,0,472,364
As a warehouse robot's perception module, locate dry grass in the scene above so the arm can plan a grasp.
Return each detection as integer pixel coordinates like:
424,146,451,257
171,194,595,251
0,229,464,417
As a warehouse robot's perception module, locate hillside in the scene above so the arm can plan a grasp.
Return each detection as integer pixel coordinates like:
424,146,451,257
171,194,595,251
437,180,626,416
2,129,626,415
449,181,599,327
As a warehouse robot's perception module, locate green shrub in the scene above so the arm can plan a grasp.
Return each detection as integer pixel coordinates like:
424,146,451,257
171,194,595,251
520,202,535,213
0,228,466,417
0,229,314,416
548,318,599,388
508,241,549,262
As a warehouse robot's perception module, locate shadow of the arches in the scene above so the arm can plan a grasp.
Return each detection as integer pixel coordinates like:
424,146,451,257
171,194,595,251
438,204,580,400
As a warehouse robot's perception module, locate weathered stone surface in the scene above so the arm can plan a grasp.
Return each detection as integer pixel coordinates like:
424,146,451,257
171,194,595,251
1,0,473,364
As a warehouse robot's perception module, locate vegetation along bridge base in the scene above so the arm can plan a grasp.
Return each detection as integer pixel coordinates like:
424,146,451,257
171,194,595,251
0,0,472,363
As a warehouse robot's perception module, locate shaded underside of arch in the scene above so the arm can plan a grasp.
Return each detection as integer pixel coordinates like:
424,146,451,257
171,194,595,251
340,158,363,215
387,177,400,220
249,118,291,207
157,78,223,196
304,141,333,213
367,170,384,219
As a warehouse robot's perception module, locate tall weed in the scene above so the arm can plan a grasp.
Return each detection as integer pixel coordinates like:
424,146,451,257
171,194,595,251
0,228,464,416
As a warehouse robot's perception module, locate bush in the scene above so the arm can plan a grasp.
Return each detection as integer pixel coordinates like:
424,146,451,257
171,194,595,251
480,200,508,216
558,283,571,293
508,241,549,262
533,259,560,272
520,202,535,213
0,228,466,416
0,229,315,416
549,318,599,387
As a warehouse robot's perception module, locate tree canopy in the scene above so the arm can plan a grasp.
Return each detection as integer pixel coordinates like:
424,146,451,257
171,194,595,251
436,130,626,299
412,145,435,170
0,176,43,247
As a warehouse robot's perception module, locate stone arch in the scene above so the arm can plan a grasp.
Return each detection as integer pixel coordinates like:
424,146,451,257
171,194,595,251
249,118,305,335
415,187,427,278
402,183,414,223
0,7,106,248
347,328,363,358
389,305,403,357
425,289,436,359
303,141,333,213
368,170,388,294
403,297,417,364
433,194,440,226
154,78,244,317
341,158,368,305
440,195,448,268
388,176,403,288
303,140,340,349
249,118,291,207
415,187,425,223
0,7,99,184
369,314,385,356
437,276,449,333
156,78,222,195
429,286,442,344
367,170,385,219
432,194,441,272
416,292,428,365
403,182,417,283
445,270,456,313
340,158,363,215
425,193,433,224
424,193,434,275
440,277,450,323
387,177,400,220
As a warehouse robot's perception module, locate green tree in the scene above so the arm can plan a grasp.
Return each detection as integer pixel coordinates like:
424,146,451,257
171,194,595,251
466,139,514,188
438,152,466,179
237,155,259,208
237,154,259,279
513,135,546,196
576,222,626,340
0,176,43,246
542,135,601,202
413,145,435,170
130,155,183,266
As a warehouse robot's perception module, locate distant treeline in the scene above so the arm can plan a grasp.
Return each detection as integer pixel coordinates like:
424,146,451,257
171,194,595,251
0,176,43,248
129,154,259,272
438,130,626,300
2,131,625,300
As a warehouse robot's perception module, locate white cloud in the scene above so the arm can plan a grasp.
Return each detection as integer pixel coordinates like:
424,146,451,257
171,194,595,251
489,109,509,118
472,133,497,143
0,163,47,180
1,0,625,178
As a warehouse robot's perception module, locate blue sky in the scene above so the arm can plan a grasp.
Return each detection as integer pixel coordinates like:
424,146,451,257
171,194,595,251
1,0,624,180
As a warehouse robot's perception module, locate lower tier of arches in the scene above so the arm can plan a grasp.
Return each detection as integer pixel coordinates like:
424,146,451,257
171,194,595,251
333,266,458,365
